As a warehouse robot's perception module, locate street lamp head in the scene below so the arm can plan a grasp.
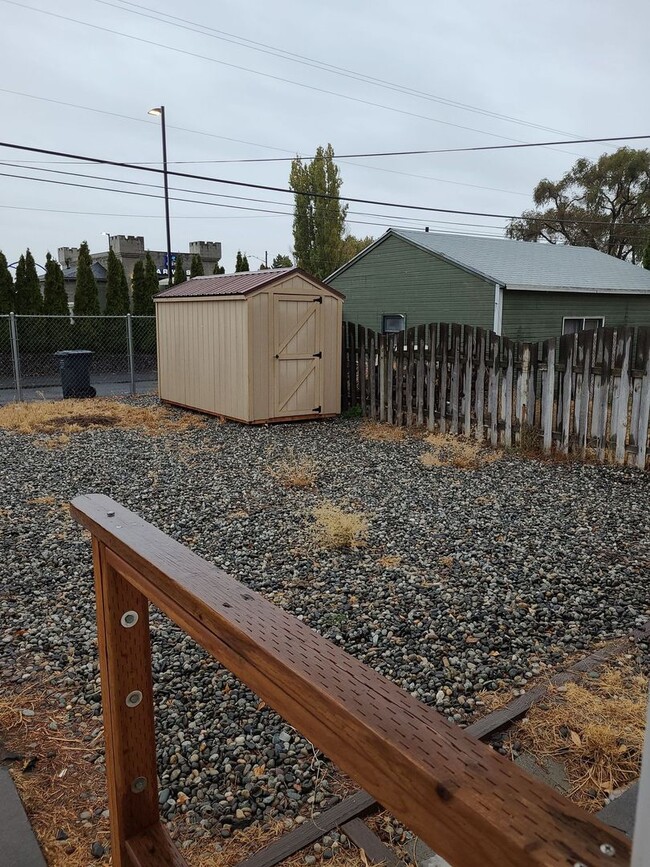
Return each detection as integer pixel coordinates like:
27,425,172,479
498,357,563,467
148,107,163,117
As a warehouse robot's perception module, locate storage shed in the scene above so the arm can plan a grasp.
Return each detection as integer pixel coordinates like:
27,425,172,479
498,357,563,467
155,267,344,423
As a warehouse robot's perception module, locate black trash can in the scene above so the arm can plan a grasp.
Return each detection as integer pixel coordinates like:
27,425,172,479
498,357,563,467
55,350,97,399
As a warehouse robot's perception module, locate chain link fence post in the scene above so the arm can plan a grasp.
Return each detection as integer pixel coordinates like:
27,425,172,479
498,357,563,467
9,312,22,402
126,313,136,396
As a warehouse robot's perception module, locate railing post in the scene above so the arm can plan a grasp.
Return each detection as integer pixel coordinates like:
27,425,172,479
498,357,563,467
126,314,136,396
9,312,22,402
92,538,159,867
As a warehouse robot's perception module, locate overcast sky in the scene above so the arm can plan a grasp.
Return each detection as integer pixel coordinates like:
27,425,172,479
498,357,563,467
1,0,649,272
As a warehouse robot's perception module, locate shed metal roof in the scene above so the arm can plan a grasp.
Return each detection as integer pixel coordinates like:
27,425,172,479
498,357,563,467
155,267,344,300
328,229,650,294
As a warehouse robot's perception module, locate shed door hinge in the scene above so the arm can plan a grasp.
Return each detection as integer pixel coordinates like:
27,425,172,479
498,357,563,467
313,351,322,358
312,405,322,413
313,296,323,303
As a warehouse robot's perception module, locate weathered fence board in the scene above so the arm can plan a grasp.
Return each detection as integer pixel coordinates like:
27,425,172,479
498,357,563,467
342,322,650,468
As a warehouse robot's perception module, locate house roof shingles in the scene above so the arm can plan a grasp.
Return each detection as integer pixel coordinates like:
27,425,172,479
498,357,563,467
330,229,650,294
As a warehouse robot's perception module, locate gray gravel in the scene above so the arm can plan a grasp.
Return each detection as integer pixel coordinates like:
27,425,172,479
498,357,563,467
1,399,649,844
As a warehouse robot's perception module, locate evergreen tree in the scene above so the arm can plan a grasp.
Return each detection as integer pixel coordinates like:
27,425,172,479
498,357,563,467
189,253,204,277
235,251,244,272
139,252,159,314
15,248,43,314
213,262,225,275
289,144,348,279
131,260,146,313
173,254,187,285
0,251,15,314
643,241,650,270
104,248,130,315
73,241,100,315
272,253,293,269
241,254,249,271
43,252,69,315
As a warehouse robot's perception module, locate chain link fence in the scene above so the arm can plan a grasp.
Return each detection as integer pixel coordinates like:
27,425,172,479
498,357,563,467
0,314,157,404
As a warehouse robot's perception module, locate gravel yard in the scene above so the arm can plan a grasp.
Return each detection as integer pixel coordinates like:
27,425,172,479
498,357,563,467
1,398,649,852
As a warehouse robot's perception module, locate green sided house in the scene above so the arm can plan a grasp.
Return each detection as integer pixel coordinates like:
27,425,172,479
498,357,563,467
327,228,650,341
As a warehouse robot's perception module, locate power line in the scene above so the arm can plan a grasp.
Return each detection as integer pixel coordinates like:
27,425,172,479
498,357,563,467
96,0,580,139
1,0,585,155
0,139,646,227
0,161,510,232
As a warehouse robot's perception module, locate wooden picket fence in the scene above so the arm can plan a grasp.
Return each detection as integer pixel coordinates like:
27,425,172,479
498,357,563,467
341,322,650,469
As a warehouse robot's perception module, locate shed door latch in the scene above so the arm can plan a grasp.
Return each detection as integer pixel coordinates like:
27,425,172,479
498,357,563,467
312,405,322,413
313,351,322,358
313,296,323,303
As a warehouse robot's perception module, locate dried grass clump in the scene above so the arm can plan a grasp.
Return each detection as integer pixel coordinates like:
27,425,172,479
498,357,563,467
420,433,500,470
0,398,203,437
0,684,109,867
514,662,647,809
377,554,402,569
270,449,319,488
311,502,368,549
359,421,405,442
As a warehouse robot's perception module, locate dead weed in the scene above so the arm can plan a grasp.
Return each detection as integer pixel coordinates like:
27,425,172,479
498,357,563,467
358,421,405,442
310,502,368,549
420,433,500,470
270,449,319,488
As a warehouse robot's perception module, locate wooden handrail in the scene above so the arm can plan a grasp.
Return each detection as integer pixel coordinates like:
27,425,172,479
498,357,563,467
71,493,631,867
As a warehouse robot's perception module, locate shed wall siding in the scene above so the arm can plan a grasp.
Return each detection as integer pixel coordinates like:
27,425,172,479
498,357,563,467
502,291,650,341
329,234,494,331
157,298,249,419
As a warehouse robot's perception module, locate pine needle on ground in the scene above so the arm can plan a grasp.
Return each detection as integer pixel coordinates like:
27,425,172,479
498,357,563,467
0,398,203,437
512,659,647,809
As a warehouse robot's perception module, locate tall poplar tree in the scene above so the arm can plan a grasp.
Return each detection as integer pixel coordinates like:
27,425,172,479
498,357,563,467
0,251,15,314
289,143,347,279
190,253,204,277
73,241,100,315
172,254,186,285
43,252,69,315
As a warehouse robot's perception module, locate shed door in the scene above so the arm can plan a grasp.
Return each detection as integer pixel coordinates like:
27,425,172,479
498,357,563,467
273,294,322,417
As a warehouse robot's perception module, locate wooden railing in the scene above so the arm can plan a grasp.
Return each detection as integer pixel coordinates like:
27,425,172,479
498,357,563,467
71,493,632,867
341,322,650,468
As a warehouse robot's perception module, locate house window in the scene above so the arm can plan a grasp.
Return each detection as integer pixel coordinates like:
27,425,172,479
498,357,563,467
562,316,605,335
382,314,405,333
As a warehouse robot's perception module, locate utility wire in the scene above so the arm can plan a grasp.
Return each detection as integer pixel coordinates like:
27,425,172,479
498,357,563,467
0,0,587,155
0,161,510,232
0,139,646,227
96,0,580,139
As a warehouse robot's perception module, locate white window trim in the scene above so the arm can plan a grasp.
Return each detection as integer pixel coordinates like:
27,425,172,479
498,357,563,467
493,283,503,335
562,315,605,334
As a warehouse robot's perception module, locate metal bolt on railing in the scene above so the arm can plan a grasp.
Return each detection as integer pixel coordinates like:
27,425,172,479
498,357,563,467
125,690,143,708
130,776,148,794
120,610,139,628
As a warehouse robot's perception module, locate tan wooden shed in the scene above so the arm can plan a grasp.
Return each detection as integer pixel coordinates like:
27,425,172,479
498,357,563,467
154,267,345,423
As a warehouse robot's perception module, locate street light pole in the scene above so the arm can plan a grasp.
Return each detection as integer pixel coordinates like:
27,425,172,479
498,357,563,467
148,105,172,284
